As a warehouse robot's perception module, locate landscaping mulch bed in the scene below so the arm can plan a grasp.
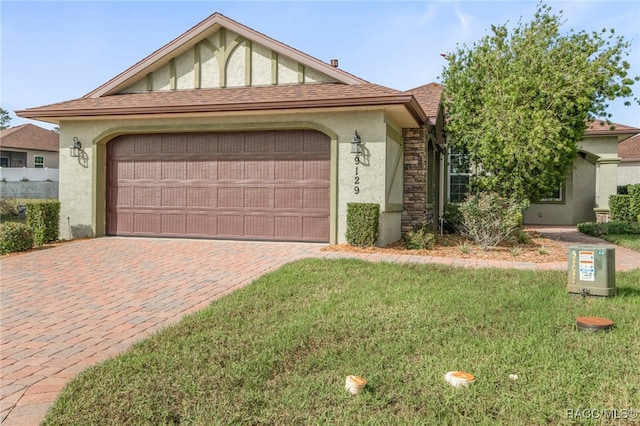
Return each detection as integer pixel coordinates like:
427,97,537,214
323,228,567,264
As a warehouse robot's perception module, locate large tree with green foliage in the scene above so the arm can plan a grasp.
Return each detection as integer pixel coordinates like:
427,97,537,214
0,108,11,130
440,2,639,203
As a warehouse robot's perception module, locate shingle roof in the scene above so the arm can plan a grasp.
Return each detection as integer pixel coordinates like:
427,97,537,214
17,82,428,125
405,82,443,124
0,124,59,152
585,120,640,136
619,133,640,160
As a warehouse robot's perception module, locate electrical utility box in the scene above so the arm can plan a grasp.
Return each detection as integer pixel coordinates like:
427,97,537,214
567,245,616,297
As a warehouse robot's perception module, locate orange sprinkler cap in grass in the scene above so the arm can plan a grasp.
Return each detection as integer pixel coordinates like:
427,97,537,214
445,371,476,387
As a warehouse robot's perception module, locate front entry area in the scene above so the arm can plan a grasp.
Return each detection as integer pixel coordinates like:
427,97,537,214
106,129,330,242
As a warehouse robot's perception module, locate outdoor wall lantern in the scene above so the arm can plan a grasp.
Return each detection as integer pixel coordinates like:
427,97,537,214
350,131,362,155
69,137,82,158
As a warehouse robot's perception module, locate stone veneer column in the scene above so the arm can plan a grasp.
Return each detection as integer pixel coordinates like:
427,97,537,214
402,128,428,234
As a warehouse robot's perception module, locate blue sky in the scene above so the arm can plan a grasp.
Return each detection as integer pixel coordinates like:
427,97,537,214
2,0,639,130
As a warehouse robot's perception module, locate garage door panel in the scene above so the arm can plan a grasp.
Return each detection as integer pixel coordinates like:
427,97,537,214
245,187,272,209
274,216,302,238
134,213,161,234
134,161,161,180
161,187,186,207
218,161,244,180
303,217,330,240
134,187,161,207
244,215,274,238
107,130,329,242
274,187,302,209
161,214,186,234
303,188,330,209
186,214,215,235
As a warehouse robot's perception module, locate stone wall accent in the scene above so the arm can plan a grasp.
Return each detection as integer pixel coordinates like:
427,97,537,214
402,128,430,234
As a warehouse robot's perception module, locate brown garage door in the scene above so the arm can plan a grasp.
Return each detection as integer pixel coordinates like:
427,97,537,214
106,130,330,242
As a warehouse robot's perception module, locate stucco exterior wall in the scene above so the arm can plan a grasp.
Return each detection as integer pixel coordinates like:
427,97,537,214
58,109,401,245
524,135,617,225
618,161,640,185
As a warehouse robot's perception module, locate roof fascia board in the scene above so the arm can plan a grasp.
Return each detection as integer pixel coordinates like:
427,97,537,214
85,13,366,99
17,94,426,124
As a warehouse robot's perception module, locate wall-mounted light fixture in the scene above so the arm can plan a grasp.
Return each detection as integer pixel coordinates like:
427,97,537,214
350,131,362,155
69,137,82,158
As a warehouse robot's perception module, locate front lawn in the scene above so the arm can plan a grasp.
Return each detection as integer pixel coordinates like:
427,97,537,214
44,260,640,425
602,234,640,252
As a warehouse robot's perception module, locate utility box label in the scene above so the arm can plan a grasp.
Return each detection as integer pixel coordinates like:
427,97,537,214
579,251,595,282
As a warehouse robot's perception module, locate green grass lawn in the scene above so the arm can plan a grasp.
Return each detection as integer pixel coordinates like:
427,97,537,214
602,234,640,252
44,260,640,425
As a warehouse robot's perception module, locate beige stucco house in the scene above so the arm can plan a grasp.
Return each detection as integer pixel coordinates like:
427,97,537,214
17,12,637,243
17,13,445,244
523,122,639,225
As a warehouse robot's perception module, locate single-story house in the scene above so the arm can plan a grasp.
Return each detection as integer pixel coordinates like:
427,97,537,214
16,12,638,243
0,123,59,169
523,121,639,225
617,133,640,186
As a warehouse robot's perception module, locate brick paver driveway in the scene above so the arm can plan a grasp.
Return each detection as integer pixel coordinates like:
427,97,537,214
1,237,325,425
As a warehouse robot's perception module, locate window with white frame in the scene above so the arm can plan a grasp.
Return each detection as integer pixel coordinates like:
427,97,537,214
540,185,564,202
448,146,470,202
34,155,44,168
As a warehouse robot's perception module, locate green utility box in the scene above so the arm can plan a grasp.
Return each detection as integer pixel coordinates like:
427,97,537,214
567,245,616,296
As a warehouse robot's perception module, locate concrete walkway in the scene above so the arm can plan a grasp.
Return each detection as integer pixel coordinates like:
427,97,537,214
1,227,637,425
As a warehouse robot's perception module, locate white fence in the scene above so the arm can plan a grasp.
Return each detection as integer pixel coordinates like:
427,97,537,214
0,167,59,182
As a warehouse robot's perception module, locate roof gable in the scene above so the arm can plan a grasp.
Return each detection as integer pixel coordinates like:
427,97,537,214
87,13,367,98
0,124,59,152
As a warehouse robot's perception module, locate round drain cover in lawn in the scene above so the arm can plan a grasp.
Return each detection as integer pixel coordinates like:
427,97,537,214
576,316,614,332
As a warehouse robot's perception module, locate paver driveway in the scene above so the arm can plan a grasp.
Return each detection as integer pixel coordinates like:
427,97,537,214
0,237,326,425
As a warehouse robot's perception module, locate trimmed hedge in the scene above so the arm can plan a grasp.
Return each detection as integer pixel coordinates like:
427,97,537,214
25,200,60,246
577,221,640,237
345,203,379,247
0,222,34,255
629,184,640,221
609,195,633,222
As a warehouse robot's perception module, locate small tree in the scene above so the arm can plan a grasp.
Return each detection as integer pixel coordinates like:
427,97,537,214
440,2,639,203
0,108,11,130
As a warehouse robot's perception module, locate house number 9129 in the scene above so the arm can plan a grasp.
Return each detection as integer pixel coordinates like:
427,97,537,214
354,156,360,195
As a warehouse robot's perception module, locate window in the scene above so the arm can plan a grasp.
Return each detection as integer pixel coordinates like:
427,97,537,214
34,155,44,168
0,157,8,167
540,185,564,203
448,147,470,202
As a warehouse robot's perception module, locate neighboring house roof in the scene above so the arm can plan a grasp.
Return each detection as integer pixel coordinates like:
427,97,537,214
405,83,443,125
585,120,640,137
619,133,640,161
17,13,429,128
0,124,59,152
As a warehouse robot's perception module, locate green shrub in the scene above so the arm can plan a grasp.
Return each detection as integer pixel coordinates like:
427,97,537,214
577,221,640,237
443,203,464,234
459,192,529,250
628,184,640,222
345,203,379,247
25,200,60,246
609,195,633,222
403,224,435,250
0,222,34,254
